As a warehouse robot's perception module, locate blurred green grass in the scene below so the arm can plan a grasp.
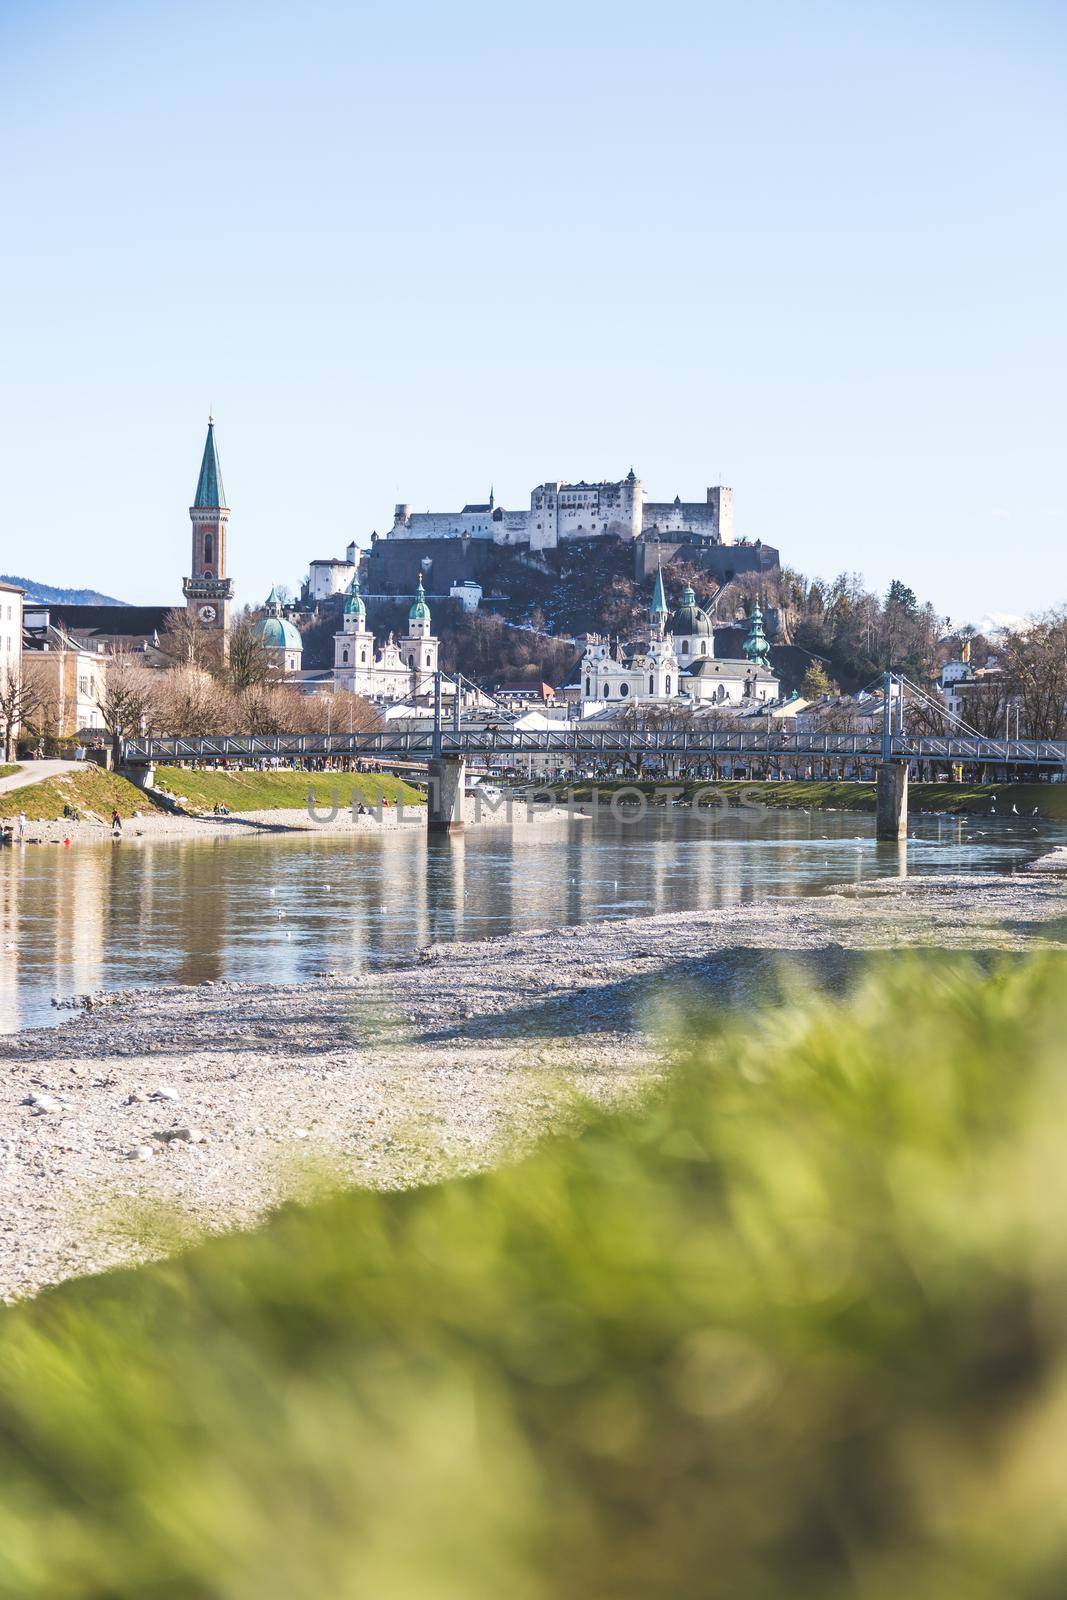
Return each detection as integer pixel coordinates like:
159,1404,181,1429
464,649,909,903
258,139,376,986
3,957,1067,1597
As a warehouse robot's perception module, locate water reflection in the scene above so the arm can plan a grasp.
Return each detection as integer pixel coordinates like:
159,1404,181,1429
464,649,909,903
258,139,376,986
0,808,1060,1032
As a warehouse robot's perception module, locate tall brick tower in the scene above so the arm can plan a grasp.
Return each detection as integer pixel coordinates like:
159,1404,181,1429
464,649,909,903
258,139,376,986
182,415,234,652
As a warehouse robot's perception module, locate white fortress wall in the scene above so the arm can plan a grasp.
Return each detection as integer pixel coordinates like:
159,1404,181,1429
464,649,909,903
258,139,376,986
641,487,733,543
384,477,732,550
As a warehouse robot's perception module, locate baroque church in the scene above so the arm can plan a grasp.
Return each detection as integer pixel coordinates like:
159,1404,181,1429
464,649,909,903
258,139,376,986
333,573,440,701
580,570,779,712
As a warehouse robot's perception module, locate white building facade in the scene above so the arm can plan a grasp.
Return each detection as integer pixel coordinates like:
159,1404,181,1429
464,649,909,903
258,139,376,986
580,579,779,713
334,575,440,701
0,581,24,758
385,473,734,553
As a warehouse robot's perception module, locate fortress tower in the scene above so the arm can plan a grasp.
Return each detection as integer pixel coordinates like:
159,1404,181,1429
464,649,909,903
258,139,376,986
182,416,235,653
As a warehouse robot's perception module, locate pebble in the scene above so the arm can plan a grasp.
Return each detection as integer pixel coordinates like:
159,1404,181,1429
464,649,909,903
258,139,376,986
152,1126,207,1145
124,1145,155,1162
149,1087,179,1101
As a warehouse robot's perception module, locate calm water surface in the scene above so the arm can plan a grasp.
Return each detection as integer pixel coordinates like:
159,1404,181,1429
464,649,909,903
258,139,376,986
1,808,1062,1032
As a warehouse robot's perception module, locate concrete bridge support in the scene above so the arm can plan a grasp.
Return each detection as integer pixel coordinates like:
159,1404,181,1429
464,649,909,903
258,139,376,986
427,757,466,834
119,764,156,791
875,762,908,841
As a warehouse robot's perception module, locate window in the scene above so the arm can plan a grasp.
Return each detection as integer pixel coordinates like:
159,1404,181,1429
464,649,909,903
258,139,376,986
620,682,629,697
665,676,671,695
360,650,366,663
585,676,591,695
649,674,654,694
700,640,707,655
680,639,689,654
342,648,349,664
603,686,610,699
408,653,415,667
425,653,431,666
203,533,213,565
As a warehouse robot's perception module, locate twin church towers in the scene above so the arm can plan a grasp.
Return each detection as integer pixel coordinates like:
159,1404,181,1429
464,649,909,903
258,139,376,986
182,416,234,645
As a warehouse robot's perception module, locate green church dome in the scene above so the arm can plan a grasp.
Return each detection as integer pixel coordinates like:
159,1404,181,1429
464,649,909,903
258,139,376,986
409,574,431,622
255,615,303,651
670,582,712,637
253,588,302,652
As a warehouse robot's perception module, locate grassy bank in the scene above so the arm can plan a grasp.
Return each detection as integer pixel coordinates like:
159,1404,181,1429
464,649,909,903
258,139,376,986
0,765,168,822
0,765,20,782
717,779,1067,819
550,777,1067,821
2,957,1067,1596
150,766,424,812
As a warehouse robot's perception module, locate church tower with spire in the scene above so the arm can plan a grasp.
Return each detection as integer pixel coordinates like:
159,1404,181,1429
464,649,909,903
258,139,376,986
182,416,235,652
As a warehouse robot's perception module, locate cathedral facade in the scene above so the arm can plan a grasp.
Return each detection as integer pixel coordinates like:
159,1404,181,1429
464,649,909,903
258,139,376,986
580,574,780,712
333,574,440,701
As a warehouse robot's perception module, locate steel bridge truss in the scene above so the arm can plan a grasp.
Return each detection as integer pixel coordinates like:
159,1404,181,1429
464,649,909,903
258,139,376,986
122,727,1067,771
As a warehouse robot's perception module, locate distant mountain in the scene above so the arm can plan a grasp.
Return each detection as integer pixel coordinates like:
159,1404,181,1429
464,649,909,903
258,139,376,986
0,575,128,606
968,611,1029,638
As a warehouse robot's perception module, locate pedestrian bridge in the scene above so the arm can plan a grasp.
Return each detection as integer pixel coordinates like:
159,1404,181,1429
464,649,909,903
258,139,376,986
122,726,1067,772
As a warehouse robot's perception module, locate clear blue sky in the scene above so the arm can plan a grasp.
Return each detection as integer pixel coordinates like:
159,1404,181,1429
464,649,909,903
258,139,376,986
1,0,1064,624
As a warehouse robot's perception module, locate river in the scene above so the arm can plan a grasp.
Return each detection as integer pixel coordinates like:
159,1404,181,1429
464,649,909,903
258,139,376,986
1,807,1062,1032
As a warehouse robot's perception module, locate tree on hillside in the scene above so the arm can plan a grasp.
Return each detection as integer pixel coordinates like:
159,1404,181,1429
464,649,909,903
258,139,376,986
799,662,834,701
998,612,1067,739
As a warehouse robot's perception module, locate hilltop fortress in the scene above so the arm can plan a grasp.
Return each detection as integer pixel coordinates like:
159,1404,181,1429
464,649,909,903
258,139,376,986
385,470,734,552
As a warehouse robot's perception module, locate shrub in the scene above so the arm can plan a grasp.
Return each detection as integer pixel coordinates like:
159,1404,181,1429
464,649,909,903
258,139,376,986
1,957,1066,1597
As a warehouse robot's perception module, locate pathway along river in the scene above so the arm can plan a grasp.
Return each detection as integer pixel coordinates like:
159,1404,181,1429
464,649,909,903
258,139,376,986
2,806,1064,1032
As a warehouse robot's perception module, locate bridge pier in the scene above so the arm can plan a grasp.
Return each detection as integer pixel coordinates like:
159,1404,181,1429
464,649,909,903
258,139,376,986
119,764,156,791
875,762,908,841
427,757,466,834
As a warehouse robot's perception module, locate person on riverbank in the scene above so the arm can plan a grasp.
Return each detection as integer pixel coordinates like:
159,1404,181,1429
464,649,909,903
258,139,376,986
17,811,26,842
111,809,122,838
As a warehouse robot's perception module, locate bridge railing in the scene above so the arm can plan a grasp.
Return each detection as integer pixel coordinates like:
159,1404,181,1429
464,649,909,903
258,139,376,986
121,728,1067,768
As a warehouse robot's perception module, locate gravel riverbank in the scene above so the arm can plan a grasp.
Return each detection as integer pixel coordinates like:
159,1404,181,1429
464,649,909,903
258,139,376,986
3,862,1067,1301
12,800,571,847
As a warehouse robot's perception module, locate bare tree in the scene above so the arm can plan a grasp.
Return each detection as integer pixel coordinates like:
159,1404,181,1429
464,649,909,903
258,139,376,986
226,614,272,693
154,666,233,737
160,608,222,671
95,653,158,766
0,661,42,761
997,613,1067,740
